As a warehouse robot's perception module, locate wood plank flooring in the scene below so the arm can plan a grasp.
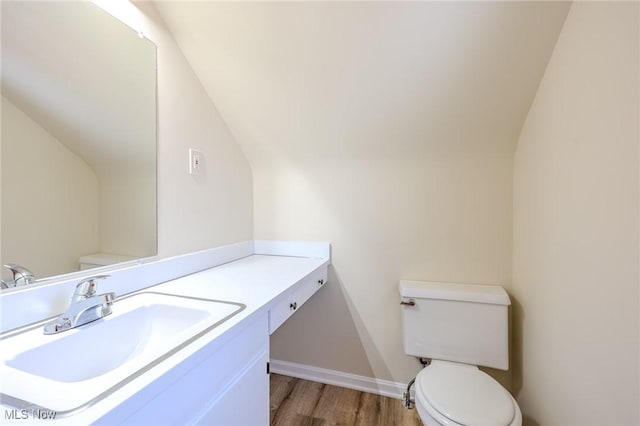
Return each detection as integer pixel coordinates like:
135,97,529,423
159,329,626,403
270,374,422,426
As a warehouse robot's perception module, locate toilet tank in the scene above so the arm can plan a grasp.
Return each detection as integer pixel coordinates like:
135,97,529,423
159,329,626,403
400,280,511,370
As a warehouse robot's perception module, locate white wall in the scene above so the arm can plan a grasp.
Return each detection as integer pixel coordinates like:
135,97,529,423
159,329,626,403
153,2,570,389
264,154,515,385
96,1,254,259
1,96,100,278
512,2,639,425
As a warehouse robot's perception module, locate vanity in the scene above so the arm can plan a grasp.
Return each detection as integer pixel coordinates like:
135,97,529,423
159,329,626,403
0,241,330,425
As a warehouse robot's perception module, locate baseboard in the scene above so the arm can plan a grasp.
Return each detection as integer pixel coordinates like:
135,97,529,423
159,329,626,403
269,359,408,400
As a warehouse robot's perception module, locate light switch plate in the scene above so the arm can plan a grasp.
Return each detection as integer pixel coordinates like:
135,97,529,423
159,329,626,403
189,148,203,175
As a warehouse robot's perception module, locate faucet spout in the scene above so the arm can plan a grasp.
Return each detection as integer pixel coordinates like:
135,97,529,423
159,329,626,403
69,292,116,326
43,275,115,334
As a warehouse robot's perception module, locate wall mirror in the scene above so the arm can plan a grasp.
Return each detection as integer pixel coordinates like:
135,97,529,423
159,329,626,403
1,1,157,286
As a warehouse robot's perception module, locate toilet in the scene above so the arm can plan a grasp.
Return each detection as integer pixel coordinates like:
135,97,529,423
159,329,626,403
400,280,522,426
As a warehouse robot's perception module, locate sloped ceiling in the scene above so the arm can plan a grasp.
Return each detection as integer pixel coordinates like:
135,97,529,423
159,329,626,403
154,1,571,167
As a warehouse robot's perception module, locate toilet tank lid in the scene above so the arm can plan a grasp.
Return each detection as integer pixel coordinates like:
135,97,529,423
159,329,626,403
399,280,511,305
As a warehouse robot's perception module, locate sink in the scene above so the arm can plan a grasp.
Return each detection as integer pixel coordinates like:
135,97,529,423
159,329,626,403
8,302,211,382
0,292,245,415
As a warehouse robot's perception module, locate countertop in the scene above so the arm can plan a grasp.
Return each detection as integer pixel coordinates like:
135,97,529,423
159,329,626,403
0,253,329,425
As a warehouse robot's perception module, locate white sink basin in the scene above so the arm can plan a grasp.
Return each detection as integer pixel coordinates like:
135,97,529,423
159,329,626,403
0,292,244,414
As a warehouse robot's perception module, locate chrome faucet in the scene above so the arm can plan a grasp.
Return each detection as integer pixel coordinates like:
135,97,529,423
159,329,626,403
43,275,115,334
1,263,35,289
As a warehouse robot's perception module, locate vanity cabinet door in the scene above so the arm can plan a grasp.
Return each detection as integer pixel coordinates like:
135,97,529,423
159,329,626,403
193,348,269,425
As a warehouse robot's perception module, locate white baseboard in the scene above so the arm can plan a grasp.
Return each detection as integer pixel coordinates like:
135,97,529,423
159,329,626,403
269,359,408,400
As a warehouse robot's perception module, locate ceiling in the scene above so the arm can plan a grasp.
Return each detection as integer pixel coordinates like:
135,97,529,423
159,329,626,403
154,1,571,168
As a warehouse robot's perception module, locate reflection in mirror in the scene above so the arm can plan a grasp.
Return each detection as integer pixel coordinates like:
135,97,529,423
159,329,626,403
1,1,157,285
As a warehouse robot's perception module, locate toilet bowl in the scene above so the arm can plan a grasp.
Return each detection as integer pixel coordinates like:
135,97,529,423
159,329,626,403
414,361,522,426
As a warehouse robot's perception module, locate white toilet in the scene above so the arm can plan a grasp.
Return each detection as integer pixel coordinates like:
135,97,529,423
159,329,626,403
400,280,522,426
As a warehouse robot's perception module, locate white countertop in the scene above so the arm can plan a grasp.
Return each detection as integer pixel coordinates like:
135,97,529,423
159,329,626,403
1,253,329,425
152,254,327,304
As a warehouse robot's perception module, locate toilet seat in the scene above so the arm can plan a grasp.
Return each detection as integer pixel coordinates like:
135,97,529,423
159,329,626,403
415,361,517,426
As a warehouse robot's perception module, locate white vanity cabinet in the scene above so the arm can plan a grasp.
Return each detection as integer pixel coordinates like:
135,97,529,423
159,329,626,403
95,313,269,426
92,262,329,426
0,243,331,426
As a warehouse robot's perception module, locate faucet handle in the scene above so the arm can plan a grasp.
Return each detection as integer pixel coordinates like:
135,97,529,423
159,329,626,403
3,263,35,286
74,274,110,299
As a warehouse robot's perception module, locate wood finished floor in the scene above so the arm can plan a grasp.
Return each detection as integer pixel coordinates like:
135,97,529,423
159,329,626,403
270,374,422,426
